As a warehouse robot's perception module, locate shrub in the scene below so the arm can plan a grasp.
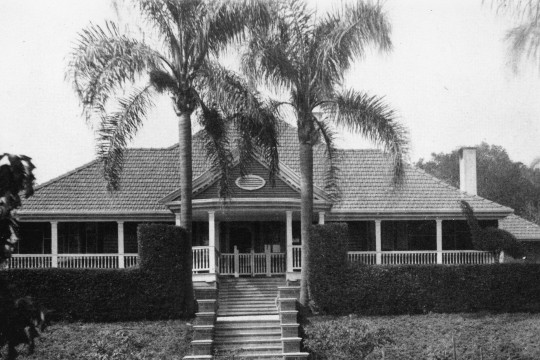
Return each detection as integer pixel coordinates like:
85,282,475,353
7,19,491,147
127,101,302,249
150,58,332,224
3,224,189,321
310,262,540,315
308,223,349,313
303,316,392,359
138,223,188,274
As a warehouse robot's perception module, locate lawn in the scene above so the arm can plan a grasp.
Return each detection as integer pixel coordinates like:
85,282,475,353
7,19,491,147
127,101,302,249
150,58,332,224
306,313,540,360
4,320,192,360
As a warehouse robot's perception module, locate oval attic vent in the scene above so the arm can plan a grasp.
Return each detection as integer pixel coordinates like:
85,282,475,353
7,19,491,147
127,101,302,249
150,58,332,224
235,174,266,191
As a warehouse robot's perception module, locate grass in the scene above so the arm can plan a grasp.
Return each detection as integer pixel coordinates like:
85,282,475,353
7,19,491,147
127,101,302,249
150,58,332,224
306,313,540,360
3,320,192,360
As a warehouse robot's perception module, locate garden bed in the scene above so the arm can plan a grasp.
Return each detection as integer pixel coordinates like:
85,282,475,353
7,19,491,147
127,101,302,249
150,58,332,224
5,320,192,360
305,313,540,359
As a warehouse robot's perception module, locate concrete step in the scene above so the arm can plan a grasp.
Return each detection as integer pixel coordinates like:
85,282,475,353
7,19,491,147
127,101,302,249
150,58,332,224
213,352,282,360
215,329,281,337
219,304,277,309
219,288,278,297
220,295,277,301
215,344,282,353
215,323,280,330
219,299,277,304
218,311,278,317
221,284,281,289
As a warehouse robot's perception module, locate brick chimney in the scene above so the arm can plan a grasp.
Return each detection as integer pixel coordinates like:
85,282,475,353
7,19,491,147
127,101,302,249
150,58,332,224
459,147,477,196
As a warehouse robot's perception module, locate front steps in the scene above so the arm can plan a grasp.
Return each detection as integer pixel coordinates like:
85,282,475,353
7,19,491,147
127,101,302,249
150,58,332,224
214,278,284,359
185,277,307,360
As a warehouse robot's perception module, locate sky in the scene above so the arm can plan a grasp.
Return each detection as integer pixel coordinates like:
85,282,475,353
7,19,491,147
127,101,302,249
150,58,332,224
1,0,539,184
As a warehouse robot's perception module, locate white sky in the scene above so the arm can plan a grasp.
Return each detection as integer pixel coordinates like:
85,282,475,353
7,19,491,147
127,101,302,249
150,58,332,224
1,0,539,184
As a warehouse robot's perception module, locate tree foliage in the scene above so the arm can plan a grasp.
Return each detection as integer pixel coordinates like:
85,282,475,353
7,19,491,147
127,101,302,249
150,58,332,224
0,153,35,360
0,154,35,264
66,0,282,316
243,0,408,306
460,200,524,259
417,143,540,222
66,0,280,195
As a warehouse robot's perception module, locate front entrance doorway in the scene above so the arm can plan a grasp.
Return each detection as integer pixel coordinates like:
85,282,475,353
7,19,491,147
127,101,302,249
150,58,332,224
229,225,253,252
220,221,287,276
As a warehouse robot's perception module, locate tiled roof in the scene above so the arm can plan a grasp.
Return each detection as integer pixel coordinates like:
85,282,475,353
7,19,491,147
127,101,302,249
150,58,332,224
19,121,511,216
328,149,510,214
500,214,540,240
21,148,180,213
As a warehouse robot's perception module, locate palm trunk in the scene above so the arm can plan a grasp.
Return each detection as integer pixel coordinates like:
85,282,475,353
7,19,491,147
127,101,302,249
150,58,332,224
299,139,314,307
178,111,195,316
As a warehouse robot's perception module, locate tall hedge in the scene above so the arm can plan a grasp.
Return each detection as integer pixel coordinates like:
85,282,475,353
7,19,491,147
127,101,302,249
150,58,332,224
2,223,189,321
309,223,349,313
309,223,540,315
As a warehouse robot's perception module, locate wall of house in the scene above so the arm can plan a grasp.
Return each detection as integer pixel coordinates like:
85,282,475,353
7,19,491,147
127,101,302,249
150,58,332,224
57,222,117,254
218,221,287,253
16,222,51,254
346,221,375,251
442,220,498,250
381,220,437,251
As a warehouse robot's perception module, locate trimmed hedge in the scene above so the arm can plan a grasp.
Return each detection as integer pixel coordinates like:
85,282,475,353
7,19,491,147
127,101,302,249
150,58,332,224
1,223,189,321
309,223,540,315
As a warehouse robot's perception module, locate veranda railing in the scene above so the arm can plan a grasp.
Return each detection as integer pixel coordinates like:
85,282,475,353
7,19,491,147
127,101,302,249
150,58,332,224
6,254,139,269
4,249,498,271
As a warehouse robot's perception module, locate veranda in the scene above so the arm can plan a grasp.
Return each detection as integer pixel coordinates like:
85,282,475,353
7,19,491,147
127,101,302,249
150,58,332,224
6,210,499,281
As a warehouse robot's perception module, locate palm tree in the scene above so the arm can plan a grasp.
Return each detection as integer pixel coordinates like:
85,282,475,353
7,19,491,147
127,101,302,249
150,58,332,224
66,0,280,315
243,0,408,306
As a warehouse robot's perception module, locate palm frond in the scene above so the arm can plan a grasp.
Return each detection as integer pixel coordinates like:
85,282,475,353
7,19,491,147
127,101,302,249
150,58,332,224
505,21,540,72
97,85,155,190
206,0,274,54
67,21,163,124
198,62,280,183
197,104,234,199
325,89,409,185
313,119,341,200
314,1,391,88
242,32,300,92
150,69,177,93
488,0,540,22
135,0,182,57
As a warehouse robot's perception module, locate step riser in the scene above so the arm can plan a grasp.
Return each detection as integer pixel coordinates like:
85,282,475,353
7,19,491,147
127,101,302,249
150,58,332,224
197,279,307,360
216,334,281,340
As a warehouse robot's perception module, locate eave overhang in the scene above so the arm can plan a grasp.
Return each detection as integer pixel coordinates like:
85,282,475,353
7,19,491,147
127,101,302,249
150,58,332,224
327,208,512,221
166,198,333,213
15,210,173,222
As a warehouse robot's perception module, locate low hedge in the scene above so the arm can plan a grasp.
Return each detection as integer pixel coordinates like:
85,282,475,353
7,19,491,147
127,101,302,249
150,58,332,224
309,223,540,315
3,268,183,321
1,223,189,321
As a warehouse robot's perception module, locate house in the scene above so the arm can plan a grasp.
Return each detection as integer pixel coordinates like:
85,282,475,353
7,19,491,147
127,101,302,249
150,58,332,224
10,122,540,281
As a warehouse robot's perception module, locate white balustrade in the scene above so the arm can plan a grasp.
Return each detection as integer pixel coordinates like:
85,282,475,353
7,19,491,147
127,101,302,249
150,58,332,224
3,249,497,272
192,246,210,273
57,254,119,268
8,255,53,269
442,250,496,264
292,245,302,270
271,252,286,274
124,254,139,268
381,251,438,265
348,251,377,265
220,253,235,275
